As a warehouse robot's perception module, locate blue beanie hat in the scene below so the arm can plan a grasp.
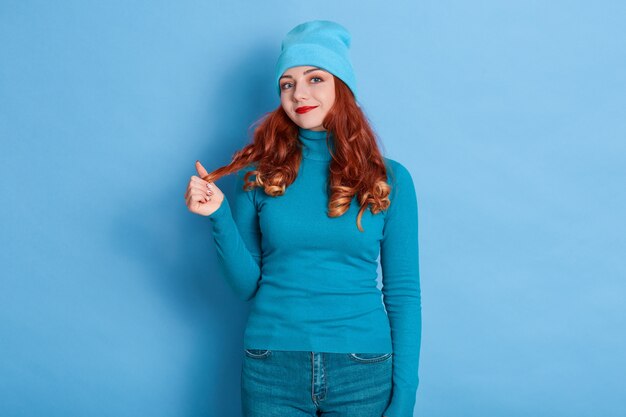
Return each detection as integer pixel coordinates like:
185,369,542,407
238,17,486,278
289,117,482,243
274,20,358,101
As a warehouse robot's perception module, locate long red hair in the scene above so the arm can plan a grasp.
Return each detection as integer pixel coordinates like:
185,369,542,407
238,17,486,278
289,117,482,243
203,76,391,232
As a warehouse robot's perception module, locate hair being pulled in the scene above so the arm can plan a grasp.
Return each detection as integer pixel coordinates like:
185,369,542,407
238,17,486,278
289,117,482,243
203,77,391,232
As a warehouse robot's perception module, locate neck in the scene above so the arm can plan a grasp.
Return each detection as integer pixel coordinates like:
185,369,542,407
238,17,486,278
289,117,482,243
298,127,334,161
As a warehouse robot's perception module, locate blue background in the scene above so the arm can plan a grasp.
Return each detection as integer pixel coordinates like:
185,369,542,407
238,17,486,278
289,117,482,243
1,1,625,416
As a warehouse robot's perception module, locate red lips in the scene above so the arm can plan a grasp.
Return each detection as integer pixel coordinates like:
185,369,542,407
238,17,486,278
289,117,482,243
296,106,318,114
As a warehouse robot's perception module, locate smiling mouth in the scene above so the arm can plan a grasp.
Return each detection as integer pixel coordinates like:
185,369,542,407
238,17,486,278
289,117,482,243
296,106,318,114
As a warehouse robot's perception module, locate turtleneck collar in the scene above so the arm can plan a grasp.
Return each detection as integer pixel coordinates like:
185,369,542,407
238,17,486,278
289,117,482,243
298,127,334,162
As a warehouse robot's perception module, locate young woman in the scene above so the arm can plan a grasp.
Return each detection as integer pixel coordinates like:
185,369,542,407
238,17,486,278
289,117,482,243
184,20,421,417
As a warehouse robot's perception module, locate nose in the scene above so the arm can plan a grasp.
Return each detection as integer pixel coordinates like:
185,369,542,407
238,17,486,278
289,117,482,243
292,81,310,102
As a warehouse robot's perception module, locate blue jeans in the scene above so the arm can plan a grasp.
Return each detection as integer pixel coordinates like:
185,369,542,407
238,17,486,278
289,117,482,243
241,349,393,417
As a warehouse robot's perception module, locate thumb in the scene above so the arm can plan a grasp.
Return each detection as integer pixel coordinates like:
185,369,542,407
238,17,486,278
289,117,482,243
195,160,210,180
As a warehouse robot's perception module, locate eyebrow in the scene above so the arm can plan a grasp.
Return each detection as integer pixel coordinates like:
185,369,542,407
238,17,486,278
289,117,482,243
279,67,324,80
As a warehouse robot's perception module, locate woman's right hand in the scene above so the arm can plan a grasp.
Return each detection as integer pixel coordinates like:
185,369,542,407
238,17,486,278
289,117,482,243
185,160,225,217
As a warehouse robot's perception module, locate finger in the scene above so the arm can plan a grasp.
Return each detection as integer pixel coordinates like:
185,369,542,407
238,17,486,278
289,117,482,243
195,160,210,180
188,186,210,201
191,177,218,197
190,175,217,193
187,192,208,208
184,184,196,200
185,186,210,201
190,183,211,196
190,175,208,185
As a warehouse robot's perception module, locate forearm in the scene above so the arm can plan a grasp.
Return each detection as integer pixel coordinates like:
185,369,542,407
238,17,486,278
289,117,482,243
382,292,422,417
208,197,261,301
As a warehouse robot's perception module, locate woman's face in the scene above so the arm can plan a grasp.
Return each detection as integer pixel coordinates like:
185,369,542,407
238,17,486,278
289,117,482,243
279,65,336,131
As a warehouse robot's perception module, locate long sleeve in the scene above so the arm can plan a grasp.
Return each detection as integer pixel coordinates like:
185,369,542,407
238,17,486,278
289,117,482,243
207,168,262,301
380,161,422,417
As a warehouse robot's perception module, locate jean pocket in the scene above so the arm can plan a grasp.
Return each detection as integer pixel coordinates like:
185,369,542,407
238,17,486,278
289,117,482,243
244,348,272,359
347,352,393,363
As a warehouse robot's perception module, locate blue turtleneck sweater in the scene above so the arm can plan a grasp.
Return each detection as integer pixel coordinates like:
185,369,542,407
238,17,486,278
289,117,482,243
207,127,421,417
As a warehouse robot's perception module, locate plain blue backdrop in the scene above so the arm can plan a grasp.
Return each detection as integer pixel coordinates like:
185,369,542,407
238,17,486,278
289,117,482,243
1,1,625,416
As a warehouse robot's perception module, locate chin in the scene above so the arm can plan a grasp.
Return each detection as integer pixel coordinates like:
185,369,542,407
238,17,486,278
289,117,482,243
299,120,324,130
288,112,324,130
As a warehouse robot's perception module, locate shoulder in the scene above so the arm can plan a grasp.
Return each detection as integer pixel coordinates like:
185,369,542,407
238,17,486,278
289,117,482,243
382,157,418,214
382,157,414,187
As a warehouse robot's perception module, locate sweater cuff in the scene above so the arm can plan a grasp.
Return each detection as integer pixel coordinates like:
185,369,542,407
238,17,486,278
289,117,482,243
207,197,231,222
383,384,418,417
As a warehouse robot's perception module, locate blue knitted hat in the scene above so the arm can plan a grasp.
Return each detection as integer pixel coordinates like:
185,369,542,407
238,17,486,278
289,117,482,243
274,20,358,101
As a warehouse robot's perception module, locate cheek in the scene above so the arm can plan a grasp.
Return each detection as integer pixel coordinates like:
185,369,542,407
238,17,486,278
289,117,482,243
321,86,335,105
323,93,336,108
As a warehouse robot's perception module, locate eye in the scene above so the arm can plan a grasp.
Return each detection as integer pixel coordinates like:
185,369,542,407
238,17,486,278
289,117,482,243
280,75,323,91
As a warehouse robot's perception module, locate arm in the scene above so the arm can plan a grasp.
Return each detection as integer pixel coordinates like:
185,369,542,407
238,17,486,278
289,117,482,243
207,168,262,301
380,161,422,417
